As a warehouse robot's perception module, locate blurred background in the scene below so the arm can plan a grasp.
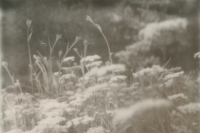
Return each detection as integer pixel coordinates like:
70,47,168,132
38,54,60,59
1,0,199,87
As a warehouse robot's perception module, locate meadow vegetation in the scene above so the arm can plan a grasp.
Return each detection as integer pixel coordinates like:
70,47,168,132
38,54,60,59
1,14,200,133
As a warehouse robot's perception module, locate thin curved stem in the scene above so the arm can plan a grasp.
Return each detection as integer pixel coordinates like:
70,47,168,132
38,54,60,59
100,31,112,64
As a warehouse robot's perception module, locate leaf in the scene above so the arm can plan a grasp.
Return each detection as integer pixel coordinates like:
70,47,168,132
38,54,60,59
37,51,48,68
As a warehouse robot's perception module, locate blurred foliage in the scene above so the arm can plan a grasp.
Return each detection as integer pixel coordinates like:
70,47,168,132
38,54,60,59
1,0,198,86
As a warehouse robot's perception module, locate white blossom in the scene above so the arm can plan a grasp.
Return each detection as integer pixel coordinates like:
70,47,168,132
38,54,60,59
168,93,187,100
133,65,165,78
86,126,108,133
139,18,187,40
178,103,200,114
85,64,126,77
109,75,127,83
164,71,184,80
81,55,101,63
63,56,75,63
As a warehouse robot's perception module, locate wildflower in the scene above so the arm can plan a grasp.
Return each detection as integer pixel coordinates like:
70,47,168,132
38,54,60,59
2,61,8,68
86,126,108,133
66,121,72,128
85,64,126,77
133,65,165,78
139,18,187,40
63,56,75,63
38,99,69,117
38,116,66,126
30,116,67,133
53,71,62,76
70,117,82,126
109,75,127,83
168,93,187,100
164,71,184,80
178,103,200,114
194,52,200,58
165,79,174,87
81,55,101,63
69,94,86,107
26,19,32,27
81,116,94,124
33,55,40,63
113,99,172,124
59,74,76,81
86,61,102,68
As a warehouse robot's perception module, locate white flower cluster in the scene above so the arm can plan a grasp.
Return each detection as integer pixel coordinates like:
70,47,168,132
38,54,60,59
86,126,109,133
38,116,66,126
164,79,174,87
178,103,200,114
38,99,69,117
168,93,187,100
25,99,70,133
27,117,67,133
53,71,62,76
139,18,187,40
16,93,34,103
60,73,76,80
109,75,127,83
81,55,101,63
133,65,165,78
194,52,200,58
86,64,126,77
69,94,86,107
4,108,16,122
86,61,102,68
164,71,184,80
63,56,75,63
3,93,35,123
66,116,94,128
81,55,102,69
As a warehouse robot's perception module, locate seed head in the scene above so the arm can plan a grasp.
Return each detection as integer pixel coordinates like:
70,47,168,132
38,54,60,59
26,19,32,27
15,79,20,87
56,34,62,41
86,16,93,23
2,61,8,68
75,36,81,42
